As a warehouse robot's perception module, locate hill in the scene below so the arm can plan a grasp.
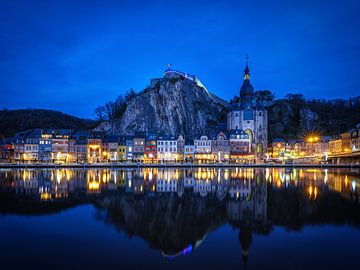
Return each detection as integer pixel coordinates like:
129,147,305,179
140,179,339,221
267,94,360,140
0,109,96,138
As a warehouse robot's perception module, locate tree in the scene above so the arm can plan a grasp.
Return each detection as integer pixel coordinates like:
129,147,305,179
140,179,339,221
285,93,305,103
125,89,137,102
94,106,107,121
254,90,274,102
94,90,137,122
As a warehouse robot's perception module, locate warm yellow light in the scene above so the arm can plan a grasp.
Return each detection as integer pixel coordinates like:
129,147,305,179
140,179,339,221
88,181,100,191
40,192,51,201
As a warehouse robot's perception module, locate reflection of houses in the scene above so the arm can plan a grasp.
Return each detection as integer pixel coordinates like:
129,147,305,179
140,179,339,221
157,179,177,192
194,180,213,197
156,169,180,192
227,175,267,225
125,171,133,193
184,171,195,189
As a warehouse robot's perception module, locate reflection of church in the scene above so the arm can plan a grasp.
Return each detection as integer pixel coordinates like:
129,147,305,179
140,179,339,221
226,172,268,265
227,60,268,156
226,174,267,226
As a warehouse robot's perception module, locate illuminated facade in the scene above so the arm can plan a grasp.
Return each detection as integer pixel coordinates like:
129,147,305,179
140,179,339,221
194,135,213,162
87,132,103,163
157,135,178,162
133,134,145,162
144,134,157,163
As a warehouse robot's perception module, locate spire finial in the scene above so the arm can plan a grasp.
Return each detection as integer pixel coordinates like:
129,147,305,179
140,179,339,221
244,54,250,80
168,63,172,68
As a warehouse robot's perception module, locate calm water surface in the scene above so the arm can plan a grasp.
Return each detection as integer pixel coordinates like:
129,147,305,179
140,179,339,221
0,167,359,270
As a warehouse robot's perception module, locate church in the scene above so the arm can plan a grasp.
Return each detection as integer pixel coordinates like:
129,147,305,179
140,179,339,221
227,61,268,157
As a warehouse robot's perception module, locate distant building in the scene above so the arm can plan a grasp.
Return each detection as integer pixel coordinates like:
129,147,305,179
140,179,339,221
0,139,14,162
125,136,134,161
13,131,28,162
271,139,286,158
73,130,88,163
216,131,230,162
39,129,54,163
133,133,145,162
87,131,103,163
118,137,127,161
184,138,195,162
103,135,119,162
351,125,360,151
24,129,41,162
177,135,185,161
52,129,72,163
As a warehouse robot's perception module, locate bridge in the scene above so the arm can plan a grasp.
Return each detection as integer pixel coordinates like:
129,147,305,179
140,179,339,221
328,150,360,164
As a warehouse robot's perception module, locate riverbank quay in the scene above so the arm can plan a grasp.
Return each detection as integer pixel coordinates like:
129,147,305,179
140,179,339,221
0,163,359,169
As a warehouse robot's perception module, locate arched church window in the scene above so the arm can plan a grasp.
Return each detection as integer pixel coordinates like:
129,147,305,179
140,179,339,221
259,112,262,116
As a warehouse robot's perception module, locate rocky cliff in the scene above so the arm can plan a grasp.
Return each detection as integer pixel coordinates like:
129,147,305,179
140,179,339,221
268,96,360,140
94,75,360,140
95,77,230,136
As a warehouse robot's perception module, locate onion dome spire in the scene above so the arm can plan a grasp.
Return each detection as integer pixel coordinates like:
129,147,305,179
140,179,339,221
244,54,250,80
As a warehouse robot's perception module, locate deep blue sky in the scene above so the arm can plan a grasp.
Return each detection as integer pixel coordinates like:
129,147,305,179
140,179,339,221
1,0,359,119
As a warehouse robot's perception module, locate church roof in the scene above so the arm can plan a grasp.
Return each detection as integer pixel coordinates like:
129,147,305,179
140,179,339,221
240,63,254,97
240,81,254,97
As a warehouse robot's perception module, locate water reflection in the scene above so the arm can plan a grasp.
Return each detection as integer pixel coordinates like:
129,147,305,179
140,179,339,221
0,167,359,263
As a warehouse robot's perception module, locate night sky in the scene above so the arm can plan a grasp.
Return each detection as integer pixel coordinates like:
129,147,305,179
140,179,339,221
1,0,359,119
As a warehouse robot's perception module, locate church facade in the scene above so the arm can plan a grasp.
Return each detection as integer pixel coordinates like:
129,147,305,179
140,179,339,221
227,63,268,157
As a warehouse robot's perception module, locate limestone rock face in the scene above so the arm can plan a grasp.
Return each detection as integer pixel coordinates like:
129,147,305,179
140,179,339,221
299,107,319,131
95,77,229,136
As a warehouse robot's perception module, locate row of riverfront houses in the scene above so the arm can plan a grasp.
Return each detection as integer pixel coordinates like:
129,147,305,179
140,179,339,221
0,128,254,164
